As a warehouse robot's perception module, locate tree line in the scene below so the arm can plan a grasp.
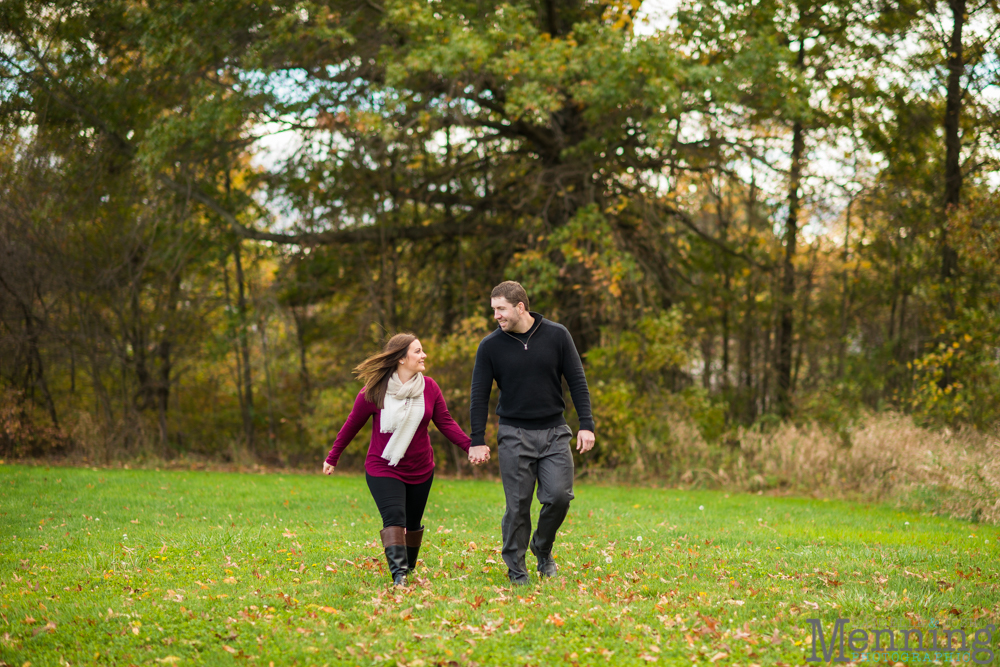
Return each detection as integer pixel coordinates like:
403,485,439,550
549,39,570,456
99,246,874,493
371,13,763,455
1,0,997,469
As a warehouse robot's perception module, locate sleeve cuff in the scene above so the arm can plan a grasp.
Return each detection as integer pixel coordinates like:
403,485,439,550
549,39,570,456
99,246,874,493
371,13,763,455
579,420,595,433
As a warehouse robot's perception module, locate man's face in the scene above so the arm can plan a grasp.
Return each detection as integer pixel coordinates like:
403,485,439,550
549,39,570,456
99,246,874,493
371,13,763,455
491,297,523,331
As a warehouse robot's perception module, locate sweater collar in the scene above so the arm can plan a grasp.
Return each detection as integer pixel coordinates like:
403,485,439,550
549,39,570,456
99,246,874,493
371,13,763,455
500,311,544,336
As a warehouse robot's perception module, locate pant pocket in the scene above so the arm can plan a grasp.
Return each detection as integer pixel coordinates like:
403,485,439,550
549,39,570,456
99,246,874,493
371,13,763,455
497,425,520,450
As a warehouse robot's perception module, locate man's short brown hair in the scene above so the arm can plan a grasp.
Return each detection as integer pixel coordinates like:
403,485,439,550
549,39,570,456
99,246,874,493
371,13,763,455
491,281,530,311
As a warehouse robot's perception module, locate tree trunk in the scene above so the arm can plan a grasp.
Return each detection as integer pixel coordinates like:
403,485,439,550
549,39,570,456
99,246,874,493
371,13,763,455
233,241,255,454
222,254,246,447
259,312,277,447
24,304,59,428
156,274,180,458
941,0,965,284
740,178,759,423
837,197,854,378
545,0,559,36
775,120,805,418
157,338,171,457
740,274,756,423
718,190,732,389
701,333,714,390
0,270,60,427
792,243,818,392
291,306,311,398
939,0,965,389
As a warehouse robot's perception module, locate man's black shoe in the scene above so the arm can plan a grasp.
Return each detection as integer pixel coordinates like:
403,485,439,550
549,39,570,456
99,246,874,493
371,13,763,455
508,570,530,586
530,542,558,579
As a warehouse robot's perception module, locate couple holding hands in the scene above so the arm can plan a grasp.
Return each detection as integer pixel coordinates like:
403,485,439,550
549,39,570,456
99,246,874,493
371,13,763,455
322,281,595,587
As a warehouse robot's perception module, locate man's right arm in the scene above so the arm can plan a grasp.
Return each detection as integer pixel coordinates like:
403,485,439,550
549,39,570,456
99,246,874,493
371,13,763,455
469,342,494,448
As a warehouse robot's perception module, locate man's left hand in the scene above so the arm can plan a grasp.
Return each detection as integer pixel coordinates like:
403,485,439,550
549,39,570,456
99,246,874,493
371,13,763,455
576,429,595,453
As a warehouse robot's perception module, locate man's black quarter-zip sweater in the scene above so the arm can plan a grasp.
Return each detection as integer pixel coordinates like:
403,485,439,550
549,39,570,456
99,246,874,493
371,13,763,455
469,312,595,448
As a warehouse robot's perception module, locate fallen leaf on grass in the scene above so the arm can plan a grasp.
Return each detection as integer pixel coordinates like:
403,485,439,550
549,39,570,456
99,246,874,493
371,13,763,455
709,653,728,663
155,658,182,664
222,645,237,654
545,613,565,627
222,577,237,584
733,624,758,644
31,621,56,636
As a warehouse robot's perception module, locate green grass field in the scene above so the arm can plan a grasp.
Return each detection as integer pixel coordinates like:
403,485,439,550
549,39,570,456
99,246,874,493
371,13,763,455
1,464,997,666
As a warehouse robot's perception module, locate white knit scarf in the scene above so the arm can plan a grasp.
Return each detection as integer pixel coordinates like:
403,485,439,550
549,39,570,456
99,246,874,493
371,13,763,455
379,371,425,466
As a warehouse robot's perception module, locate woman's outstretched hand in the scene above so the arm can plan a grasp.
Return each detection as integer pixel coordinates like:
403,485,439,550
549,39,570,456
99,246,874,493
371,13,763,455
468,445,490,465
322,462,336,475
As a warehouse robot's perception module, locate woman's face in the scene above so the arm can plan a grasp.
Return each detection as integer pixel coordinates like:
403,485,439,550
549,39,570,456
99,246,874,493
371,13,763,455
400,339,426,375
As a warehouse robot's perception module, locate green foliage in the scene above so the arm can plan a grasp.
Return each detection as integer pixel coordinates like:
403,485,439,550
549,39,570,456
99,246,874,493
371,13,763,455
302,385,370,463
909,328,1000,430
580,312,728,474
589,311,689,382
0,0,998,470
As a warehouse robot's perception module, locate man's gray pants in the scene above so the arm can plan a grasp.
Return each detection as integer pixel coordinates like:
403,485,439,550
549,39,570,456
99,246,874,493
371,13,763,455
497,424,575,580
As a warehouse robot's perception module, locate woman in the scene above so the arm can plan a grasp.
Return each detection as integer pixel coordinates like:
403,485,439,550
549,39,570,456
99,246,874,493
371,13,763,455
322,333,477,587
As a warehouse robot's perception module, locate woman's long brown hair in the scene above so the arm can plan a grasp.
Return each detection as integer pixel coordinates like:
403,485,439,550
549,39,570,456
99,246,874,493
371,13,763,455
355,333,417,409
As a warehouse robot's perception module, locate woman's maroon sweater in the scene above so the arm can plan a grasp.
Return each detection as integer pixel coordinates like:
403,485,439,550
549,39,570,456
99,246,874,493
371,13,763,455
324,376,471,484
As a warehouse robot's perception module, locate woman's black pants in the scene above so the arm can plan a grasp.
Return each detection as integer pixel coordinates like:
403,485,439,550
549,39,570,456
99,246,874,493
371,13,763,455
365,472,433,530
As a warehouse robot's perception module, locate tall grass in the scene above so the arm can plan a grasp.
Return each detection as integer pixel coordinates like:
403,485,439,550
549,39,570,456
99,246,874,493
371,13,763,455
658,412,1000,524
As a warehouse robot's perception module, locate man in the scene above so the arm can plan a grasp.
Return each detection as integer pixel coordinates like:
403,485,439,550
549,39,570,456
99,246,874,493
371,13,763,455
467,281,595,585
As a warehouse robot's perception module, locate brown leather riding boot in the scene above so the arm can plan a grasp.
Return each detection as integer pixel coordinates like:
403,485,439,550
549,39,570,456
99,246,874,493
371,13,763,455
379,526,408,586
405,526,424,575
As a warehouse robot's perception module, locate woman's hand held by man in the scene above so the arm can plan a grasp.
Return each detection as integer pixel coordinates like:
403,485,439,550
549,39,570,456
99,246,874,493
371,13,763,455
468,445,490,465
322,462,335,475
